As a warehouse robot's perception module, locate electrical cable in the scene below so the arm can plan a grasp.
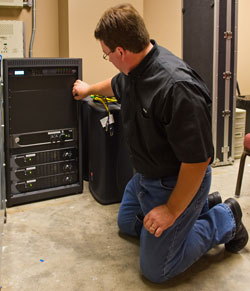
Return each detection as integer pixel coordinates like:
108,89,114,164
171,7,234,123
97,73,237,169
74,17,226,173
90,95,118,136
0,54,2,79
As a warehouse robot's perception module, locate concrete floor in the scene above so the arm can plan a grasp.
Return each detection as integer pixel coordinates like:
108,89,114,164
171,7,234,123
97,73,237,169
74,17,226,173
1,157,250,291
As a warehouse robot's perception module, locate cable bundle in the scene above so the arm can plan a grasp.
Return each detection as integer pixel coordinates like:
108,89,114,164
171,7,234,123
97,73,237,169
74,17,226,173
90,95,118,136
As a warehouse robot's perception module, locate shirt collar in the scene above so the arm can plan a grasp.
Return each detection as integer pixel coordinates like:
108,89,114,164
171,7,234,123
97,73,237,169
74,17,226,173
128,40,159,78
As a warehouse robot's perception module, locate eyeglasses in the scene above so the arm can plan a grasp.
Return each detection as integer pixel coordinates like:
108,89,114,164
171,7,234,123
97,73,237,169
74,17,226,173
103,50,113,60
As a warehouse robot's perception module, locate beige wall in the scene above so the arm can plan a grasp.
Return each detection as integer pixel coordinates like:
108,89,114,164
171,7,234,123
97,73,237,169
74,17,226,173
64,0,181,83
0,0,59,57
58,0,69,58
63,0,180,83
144,0,182,58
66,0,143,84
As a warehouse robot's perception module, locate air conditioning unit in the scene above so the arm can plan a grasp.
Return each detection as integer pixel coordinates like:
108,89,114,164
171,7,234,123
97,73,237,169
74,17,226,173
0,0,23,8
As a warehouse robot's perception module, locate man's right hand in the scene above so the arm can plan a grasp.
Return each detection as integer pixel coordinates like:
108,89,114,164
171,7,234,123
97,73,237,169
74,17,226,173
72,80,90,100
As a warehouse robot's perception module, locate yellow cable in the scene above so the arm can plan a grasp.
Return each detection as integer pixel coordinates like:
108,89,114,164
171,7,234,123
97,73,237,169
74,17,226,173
90,94,117,135
90,94,117,103
91,95,118,115
96,97,109,113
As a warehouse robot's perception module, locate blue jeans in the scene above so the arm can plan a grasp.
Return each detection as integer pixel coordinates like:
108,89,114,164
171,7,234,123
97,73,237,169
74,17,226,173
117,166,235,283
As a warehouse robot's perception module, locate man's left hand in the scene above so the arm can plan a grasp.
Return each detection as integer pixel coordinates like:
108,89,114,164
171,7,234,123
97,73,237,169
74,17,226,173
143,205,177,238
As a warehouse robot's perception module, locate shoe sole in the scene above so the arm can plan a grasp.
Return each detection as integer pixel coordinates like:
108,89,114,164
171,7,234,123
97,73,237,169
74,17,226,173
225,223,249,253
224,198,242,231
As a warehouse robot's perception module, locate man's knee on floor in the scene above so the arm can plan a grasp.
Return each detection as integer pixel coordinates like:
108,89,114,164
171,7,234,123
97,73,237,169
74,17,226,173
140,260,167,283
140,254,174,283
117,212,143,237
117,212,134,235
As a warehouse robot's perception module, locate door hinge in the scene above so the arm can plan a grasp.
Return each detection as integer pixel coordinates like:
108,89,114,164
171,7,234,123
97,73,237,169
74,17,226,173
223,71,232,79
224,31,233,39
222,110,231,117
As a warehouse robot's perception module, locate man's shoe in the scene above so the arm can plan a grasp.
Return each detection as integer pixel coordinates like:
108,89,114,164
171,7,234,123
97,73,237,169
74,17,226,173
208,191,222,209
224,198,249,253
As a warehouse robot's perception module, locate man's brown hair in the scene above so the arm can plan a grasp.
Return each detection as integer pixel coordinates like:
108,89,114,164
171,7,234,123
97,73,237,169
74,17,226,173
95,3,150,53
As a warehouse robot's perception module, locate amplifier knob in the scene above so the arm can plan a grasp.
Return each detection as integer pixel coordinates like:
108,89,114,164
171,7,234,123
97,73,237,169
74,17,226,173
63,151,73,159
63,164,73,171
64,176,73,183
15,137,20,144
59,133,66,141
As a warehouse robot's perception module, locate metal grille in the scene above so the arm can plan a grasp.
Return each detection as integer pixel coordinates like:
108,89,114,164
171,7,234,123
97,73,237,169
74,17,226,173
0,23,13,36
5,58,82,67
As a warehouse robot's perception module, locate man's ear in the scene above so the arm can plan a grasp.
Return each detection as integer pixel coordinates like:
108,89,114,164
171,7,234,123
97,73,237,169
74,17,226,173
117,46,126,58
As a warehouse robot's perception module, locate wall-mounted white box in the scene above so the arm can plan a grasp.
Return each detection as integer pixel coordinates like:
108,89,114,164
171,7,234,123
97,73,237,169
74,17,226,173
0,20,24,58
0,0,23,8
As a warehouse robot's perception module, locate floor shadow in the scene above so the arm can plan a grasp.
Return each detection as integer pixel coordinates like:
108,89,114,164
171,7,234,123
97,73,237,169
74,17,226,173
118,230,140,247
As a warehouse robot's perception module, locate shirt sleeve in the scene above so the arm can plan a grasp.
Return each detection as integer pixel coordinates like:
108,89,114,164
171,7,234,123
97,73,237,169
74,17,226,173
163,81,213,163
111,73,122,102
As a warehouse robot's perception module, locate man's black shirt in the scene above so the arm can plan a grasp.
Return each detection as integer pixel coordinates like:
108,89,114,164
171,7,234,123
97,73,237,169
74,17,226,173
111,40,213,178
